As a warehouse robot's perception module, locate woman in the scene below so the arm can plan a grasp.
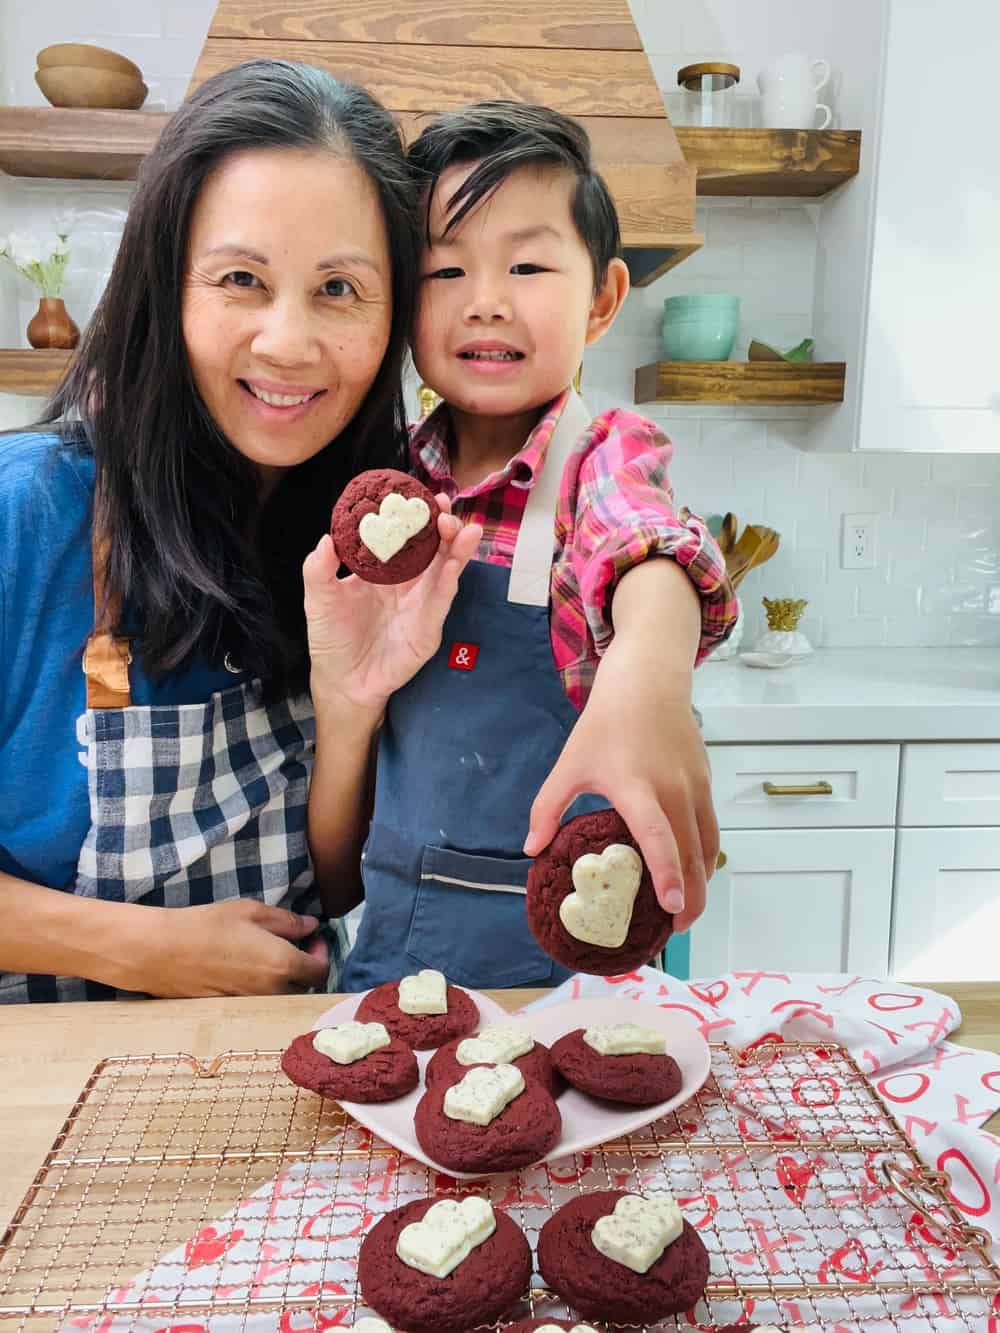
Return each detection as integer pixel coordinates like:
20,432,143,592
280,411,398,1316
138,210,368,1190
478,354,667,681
0,61,479,1001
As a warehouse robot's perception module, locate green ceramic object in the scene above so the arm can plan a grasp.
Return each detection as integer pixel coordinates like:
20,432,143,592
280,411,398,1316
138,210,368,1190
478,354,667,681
662,293,739,361
748,336,815,363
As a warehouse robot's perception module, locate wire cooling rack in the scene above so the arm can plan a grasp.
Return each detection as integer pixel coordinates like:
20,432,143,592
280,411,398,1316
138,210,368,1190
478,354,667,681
0,1042,997,1332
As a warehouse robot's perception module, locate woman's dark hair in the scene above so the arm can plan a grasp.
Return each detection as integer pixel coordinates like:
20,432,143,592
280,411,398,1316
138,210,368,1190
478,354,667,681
406,101,621,290
40,60,420,698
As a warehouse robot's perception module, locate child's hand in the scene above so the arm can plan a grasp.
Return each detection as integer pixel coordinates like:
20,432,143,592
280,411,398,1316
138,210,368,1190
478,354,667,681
523,658,718,935
303,496,482,714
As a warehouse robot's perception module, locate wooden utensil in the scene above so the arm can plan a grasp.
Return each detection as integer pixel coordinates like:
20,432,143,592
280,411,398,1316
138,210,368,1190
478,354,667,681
719,512,738,555
726,524,780,587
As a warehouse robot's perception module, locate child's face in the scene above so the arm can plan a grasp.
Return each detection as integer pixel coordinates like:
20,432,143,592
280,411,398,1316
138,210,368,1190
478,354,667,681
413,162,625,419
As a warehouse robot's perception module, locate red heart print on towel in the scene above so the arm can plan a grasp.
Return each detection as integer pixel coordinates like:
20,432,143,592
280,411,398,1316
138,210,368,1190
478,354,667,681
776,1154,819,1204
183,1226,244,1269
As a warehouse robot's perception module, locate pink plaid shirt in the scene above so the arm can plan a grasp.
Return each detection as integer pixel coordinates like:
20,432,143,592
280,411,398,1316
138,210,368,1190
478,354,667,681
409,390,737,712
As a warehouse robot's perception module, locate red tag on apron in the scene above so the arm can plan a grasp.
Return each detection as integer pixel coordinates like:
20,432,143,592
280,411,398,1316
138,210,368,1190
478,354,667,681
448,642,479,671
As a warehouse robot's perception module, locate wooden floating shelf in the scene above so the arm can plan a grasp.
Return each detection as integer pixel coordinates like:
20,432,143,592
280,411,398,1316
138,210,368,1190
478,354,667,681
0,112,860,201
0,349,73,396
0,108,169,180
634,360,846,406
675,127,861,197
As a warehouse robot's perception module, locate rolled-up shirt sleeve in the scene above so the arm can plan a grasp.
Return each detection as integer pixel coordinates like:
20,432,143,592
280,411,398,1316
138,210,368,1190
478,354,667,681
569,414,737,665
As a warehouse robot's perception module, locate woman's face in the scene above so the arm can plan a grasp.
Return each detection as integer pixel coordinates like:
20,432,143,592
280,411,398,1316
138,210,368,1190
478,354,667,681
182,146,392,485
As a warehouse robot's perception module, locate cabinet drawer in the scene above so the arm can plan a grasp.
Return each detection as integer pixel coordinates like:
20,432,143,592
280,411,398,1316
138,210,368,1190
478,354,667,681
709,744,899,828
899,743,1000,826
690,828,894,977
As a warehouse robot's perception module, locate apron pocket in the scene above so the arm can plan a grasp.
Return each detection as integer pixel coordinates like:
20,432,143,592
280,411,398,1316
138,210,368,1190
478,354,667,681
406,844,555,989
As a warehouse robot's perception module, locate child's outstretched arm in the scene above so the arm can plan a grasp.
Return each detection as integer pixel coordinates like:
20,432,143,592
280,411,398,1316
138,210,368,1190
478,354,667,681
524,557,714,933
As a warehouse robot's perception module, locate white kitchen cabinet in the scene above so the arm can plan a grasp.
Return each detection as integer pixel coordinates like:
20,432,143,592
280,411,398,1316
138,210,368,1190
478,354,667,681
710,743,899,829
858,0,1000,451
812,0,1000,452
892,827,1000,980
899,742,1000,827
689,828,895,977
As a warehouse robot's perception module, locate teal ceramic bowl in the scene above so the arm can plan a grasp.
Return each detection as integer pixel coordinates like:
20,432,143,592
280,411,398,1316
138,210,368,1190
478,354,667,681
662,293,739,361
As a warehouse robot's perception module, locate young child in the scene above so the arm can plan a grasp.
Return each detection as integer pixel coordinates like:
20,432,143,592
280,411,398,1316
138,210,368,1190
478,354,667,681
337,102,736,991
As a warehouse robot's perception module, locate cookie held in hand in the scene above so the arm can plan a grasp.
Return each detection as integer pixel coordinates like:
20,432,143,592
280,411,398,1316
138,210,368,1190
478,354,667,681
331,468,440,584
526,808,672,974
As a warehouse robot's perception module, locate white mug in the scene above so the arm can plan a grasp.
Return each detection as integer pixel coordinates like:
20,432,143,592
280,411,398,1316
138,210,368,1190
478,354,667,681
757,51,832,129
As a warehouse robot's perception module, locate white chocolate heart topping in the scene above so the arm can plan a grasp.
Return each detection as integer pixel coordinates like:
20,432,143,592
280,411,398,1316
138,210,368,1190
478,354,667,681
312,1021,391,1065
456,1026,534,1066
358,492,431,563
559,843,643,947
396,1197,495,1277
398,969,447,1015
443,1063,525,1126
591,1193,683,1273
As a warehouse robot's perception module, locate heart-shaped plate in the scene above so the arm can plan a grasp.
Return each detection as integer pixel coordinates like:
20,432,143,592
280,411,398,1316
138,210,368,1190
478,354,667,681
314,990,711,1179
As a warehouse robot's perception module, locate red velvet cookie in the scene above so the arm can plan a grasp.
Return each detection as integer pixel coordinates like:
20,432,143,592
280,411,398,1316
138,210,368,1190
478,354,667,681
355,979,479,1050
550,1028,682,1106
537,1190,710,1325
358,1196,531,1333
425,1033,562,1100
281,1030,418,1103
331,468,440,585
526,808,672,974
414,1077,561,1173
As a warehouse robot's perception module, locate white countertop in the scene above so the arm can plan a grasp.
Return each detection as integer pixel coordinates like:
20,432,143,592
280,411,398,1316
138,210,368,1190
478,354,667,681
693,647,1000,743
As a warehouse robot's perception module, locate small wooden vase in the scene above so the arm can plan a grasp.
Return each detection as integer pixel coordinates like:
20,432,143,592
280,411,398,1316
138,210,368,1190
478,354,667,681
26,296,79,349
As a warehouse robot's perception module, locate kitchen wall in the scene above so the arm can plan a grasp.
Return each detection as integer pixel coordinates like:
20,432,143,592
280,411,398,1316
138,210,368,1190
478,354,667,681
1,0,998,649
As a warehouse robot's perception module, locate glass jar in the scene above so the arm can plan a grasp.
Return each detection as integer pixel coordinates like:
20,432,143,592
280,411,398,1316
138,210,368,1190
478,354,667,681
675,61,740,127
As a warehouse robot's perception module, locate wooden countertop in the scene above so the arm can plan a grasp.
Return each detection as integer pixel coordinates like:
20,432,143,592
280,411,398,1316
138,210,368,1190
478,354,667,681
1,982,996,1231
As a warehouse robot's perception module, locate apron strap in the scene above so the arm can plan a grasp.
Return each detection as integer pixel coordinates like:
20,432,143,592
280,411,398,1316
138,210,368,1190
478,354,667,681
82,527,132,709
507,388,593,607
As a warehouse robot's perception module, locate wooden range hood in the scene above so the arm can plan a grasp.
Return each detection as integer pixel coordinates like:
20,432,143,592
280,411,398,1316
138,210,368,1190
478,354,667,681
188,0,701,285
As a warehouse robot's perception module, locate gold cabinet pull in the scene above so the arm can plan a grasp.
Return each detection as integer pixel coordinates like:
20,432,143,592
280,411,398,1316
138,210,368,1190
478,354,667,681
762,780,833,797
716,850,727,869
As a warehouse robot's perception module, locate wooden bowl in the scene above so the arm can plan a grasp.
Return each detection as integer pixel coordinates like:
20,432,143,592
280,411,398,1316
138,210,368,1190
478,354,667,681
36,42,142,80
35,65,148,110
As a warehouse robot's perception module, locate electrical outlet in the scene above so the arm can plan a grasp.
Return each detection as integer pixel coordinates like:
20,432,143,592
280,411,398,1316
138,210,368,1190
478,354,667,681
841,513,878,570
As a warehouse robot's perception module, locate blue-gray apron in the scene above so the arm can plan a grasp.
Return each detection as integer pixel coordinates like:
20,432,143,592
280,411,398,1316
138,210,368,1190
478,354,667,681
341,390,606,991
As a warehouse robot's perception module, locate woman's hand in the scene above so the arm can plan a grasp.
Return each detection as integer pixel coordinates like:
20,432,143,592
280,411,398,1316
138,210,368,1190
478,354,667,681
303,497,482,713
126,900,330,997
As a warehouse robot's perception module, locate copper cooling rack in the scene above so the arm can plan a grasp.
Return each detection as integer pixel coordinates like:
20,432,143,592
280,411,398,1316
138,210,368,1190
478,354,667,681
0,1042,997,1332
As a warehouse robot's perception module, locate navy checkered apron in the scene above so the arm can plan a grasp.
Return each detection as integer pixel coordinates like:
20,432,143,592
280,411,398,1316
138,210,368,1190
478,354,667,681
4,535,346,1003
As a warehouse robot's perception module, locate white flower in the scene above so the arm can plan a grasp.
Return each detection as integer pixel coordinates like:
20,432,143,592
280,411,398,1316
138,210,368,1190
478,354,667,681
8,232,40,268
0,236,8,258
52,207,77,239
52,235,69,257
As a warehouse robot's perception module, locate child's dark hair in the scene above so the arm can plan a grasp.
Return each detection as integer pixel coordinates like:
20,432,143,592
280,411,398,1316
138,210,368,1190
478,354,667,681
406,101,622,290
